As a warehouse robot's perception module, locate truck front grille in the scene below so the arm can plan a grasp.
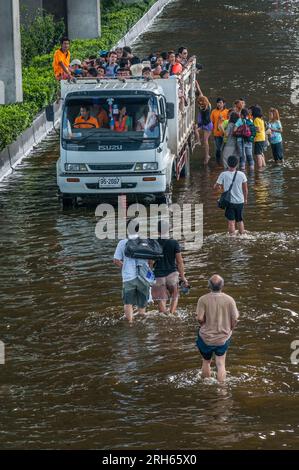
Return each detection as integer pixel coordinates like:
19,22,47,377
88,164,134,171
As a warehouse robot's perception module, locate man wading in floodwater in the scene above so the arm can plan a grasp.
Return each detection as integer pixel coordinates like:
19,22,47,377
215,155,248,235
113,222,150,324
195,275,239,382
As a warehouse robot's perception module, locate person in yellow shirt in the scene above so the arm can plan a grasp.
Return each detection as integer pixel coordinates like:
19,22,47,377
74,107,99,129
251,106,266,169
53,37,71,80
210,98,229,164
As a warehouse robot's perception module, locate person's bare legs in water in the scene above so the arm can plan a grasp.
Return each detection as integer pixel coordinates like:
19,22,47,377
203,129,212,164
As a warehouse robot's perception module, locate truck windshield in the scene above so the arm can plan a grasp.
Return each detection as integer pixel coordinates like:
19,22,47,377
62,96,161,144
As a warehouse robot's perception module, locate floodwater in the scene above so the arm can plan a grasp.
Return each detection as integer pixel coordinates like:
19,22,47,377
0,0,298,450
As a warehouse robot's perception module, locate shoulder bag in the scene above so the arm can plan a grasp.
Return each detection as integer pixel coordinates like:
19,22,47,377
218,171,238,209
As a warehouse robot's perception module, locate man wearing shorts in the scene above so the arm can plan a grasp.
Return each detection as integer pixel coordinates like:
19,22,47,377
151,221,188,315
113,223,149,324
196,275,239,382
214,155,248,235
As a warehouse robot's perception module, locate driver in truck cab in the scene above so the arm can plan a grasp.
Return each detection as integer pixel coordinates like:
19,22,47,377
74,107,99,129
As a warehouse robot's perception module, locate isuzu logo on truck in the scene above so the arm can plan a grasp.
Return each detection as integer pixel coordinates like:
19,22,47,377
99,145,123,151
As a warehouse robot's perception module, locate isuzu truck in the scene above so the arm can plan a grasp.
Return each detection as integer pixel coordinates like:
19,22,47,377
51,60,197,206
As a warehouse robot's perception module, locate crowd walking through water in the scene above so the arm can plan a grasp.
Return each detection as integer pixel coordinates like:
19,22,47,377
107,38,287,383
55,33,286,381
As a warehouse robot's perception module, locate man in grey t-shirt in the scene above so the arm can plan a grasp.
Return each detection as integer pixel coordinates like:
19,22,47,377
214,155,248,235
196,274,239,382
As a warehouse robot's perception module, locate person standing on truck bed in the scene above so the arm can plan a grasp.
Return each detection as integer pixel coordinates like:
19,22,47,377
53,37,71,80
167,51,183,76
177,46,189,66
104,51,119,78
74,107,99,129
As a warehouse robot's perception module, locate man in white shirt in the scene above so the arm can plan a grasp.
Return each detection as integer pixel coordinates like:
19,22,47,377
214,155,248,235
113,223,149,324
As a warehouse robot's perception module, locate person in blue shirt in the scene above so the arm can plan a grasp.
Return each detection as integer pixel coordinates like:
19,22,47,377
234,108,256,171
113,222,150,324
266,107,284,162
104,51,119,78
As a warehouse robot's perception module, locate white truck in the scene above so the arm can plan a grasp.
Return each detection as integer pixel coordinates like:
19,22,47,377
51,61,197,207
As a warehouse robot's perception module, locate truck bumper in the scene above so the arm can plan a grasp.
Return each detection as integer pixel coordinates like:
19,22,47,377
57,174,167,195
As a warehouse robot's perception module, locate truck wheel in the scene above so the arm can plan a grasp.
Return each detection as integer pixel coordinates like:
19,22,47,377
155,192,172,205
61,194,75,209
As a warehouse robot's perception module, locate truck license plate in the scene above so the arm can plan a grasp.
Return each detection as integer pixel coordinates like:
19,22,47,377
99,177,122,188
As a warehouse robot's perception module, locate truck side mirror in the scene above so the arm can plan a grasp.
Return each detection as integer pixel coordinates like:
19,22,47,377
166,103,175,119
45,104,54,122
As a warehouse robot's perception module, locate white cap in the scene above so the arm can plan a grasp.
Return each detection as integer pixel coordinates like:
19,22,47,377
130,63,143,77
70,59,82,67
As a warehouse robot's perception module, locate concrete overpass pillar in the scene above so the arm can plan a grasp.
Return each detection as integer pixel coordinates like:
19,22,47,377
0,0,23,104
67,0,101,40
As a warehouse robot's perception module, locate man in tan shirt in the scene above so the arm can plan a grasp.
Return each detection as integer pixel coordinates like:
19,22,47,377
196,274,239,382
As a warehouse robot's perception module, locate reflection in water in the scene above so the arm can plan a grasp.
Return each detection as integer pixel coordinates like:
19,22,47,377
0,0,299,451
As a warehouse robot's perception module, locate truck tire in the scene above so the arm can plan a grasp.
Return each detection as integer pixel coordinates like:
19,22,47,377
60,194,76,209
155,192,172,205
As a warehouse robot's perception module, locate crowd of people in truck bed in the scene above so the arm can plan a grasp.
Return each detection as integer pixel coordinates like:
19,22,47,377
53,36,198,81
53,37,283,168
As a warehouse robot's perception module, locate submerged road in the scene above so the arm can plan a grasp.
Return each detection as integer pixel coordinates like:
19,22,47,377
0,0,299,450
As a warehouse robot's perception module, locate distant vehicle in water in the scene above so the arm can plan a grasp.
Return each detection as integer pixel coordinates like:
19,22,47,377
46,61,197,207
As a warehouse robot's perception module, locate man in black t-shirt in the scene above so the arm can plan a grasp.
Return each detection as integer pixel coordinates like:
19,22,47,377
152,221,188,315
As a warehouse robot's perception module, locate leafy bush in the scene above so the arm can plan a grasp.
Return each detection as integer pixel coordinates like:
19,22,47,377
21,9,65,67
0,0,157,151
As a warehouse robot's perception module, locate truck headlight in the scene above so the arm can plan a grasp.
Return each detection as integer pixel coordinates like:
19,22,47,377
65,163,88,172
135,162,158,171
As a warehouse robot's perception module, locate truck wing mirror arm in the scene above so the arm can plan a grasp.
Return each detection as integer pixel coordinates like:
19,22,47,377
166,102,175,119
45,104,54,122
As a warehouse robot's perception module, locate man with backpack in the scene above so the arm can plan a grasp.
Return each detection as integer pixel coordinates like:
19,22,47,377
234,108,256,171
113,222,150,324
214,156,248,235
151,221,188,315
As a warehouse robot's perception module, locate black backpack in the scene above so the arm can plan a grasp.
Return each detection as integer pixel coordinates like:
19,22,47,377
124,238,163,260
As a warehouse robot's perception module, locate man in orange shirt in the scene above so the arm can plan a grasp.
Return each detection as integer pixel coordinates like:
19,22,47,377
96,105,109,128
53,37,71,80
210,98,229,165
74,107,99,129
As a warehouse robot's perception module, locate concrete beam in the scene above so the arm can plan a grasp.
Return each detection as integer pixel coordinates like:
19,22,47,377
67,0,101,40
0,0,23,104
0,81,4,105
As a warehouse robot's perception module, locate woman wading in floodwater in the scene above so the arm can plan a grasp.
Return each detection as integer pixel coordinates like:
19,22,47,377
196,95,213,165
